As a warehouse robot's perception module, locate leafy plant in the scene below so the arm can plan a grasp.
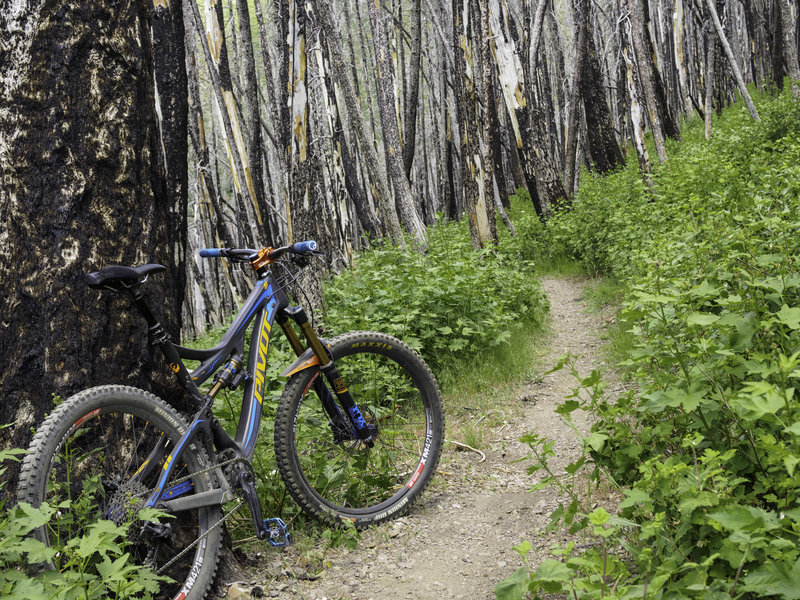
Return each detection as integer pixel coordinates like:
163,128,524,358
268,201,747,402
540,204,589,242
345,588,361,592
499,89,800,599
323,217,549,384
0,447,168,599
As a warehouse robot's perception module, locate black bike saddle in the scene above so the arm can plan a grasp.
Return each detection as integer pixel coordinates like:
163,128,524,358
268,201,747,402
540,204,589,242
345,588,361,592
86,264,166,290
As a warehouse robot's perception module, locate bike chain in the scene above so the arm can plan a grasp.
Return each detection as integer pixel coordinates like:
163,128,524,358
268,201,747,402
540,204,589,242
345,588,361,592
115,454,261,576
156,498,245,575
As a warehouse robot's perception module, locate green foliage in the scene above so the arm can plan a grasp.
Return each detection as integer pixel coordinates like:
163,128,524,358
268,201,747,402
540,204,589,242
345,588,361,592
182,213,550,534
0,447,167,599
499,90,800,598
323,217,549,383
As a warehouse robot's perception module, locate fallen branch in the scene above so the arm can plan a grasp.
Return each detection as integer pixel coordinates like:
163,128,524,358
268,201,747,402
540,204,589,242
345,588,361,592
446,439,486,463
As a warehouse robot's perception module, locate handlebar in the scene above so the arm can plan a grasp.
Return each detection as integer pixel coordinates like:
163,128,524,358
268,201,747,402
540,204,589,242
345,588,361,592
198,240,319,262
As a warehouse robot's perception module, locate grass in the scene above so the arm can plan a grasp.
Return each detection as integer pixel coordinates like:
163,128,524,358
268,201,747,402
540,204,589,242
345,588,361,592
533,255,587,277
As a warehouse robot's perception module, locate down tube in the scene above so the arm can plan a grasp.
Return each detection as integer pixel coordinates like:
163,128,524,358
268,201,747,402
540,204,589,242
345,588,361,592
236,289,282,459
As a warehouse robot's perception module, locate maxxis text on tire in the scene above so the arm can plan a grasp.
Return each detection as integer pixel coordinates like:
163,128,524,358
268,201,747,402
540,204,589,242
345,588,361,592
18,385,222,600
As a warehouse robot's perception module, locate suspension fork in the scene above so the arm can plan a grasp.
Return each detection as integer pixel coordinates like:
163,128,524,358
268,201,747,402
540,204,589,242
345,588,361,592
277,309,352,439
278,308,376,443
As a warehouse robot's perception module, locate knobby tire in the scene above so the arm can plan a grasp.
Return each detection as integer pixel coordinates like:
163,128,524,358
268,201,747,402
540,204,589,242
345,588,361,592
274,331,445,528
18,385,222,600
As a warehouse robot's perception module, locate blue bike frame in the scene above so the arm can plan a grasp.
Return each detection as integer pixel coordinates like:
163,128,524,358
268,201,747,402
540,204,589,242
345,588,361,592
131,262,369,518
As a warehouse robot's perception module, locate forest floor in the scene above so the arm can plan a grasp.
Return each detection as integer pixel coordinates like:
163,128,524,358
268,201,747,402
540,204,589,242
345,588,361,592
221,275,625,600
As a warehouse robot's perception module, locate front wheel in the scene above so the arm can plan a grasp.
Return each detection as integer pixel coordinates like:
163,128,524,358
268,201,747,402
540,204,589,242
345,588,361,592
18,385,222,600
274,331,445,527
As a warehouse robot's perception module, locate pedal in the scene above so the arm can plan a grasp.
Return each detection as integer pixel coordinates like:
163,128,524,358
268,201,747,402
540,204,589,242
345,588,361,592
262,518,291,547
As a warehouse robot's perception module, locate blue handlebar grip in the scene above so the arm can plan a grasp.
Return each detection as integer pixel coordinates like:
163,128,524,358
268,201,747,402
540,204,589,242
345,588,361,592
292,240,318,254
199,248,222,258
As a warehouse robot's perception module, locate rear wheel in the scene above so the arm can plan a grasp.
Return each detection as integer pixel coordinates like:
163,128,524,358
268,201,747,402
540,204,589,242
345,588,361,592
274,331,444,527
18,385,222,600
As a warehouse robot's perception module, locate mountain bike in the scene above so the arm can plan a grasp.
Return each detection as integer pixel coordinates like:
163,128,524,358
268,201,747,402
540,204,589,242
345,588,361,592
18,241,445,600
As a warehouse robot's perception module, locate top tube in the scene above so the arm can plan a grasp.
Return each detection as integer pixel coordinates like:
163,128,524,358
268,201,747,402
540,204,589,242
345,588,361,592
180,274,284,386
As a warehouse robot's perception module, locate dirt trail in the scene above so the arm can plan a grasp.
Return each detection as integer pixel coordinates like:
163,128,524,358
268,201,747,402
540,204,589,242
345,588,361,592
226,276,619,600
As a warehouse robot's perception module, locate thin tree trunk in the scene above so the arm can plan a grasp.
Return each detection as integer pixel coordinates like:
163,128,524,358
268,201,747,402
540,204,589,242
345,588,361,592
704,19,717,139
705,0,761,119
152,0,189,315
287,0,324,310
478,0,499,245
673,0,692,114
252,0,289,235
778,0,800,95
642,0,682,139
187,0,259,246
624,0,669,162
621,15,655,188
314,0,404,244
488,82,510,207
355,0,381,150
529,0,549,83
235,0,271,242
313,6,380,243
521,0,569,213
564,0,589,197
582,13,625,174
403,0,423,179
368,0,427,246
546,6,568,168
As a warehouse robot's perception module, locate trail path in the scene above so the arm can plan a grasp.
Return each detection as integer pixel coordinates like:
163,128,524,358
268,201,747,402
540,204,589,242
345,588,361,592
225,276,622,600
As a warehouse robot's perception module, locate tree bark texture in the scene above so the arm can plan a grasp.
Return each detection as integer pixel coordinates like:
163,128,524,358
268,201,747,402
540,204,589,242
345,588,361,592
403,0,423,179
624,0,668,162
287,0,324,311
641,0,682,139
778,0,800,95
581,14,625,174
564,0,589,196
705,0,761,120
621,14,655,185
704,19,717,139
0,0,184,461
367,0,427,246
152,0,189,319
314,0,404,244
235,0,272,242
195,0,262,244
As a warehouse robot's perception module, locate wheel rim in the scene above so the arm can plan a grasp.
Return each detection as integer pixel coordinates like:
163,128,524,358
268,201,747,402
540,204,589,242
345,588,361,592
42,406,210,598
292,348,435,515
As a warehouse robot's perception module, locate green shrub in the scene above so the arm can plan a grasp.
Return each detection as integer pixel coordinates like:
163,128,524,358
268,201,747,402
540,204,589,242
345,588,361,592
500,90,800,599
0,448,166,599
323,217,549,381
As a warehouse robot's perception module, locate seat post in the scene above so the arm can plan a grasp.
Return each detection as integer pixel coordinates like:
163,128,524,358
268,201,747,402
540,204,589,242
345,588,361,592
130,288,171,346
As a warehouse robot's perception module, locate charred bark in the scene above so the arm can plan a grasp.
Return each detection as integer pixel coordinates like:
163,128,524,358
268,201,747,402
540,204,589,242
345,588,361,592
152,0,189,317
581,15,625,174
314,0,404,244
403,0,423,179
0,0,185,467
368,0,427,246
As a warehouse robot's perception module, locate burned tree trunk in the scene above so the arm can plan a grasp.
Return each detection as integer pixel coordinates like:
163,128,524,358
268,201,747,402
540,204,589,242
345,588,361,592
367,0,427,246
314,0,404,244
0,0,185,466
564,0,589,196
582,17,625,174
705,0,760,120
152,0,189,313
235,0,273,242
403,0,423,179
778,0,800,95
624,0,668,162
